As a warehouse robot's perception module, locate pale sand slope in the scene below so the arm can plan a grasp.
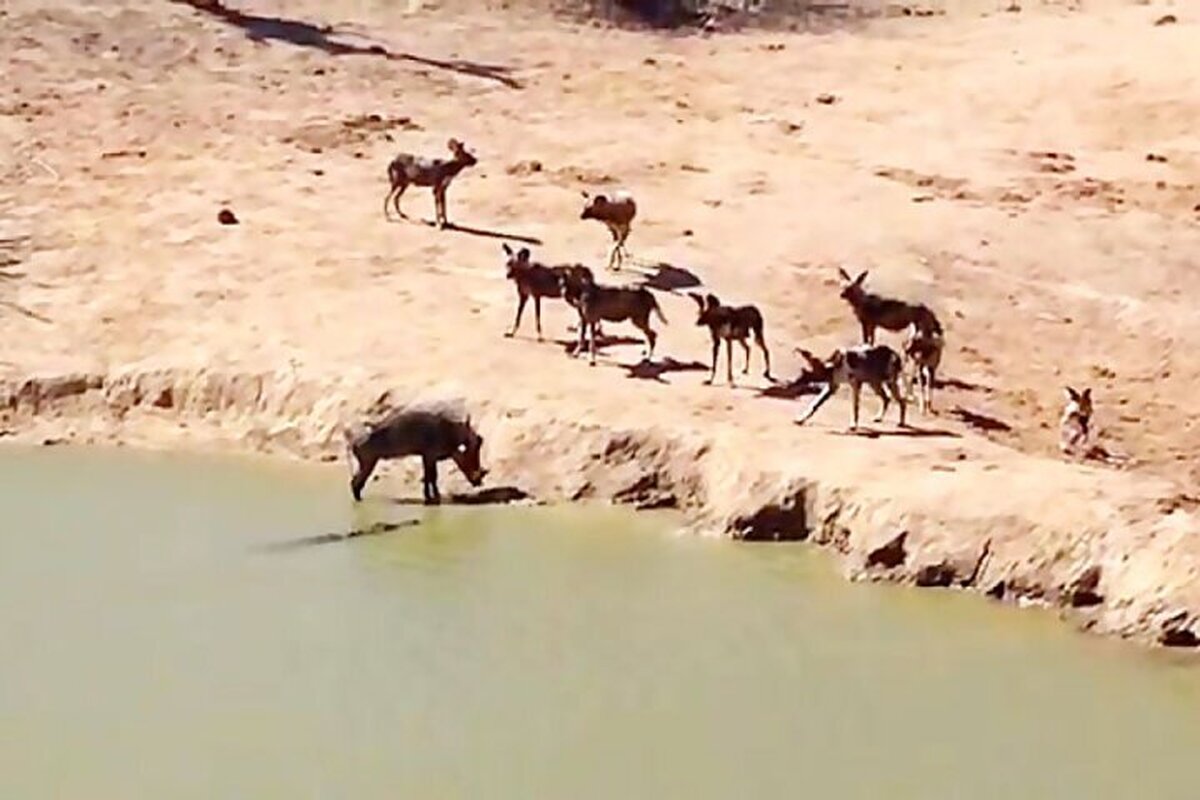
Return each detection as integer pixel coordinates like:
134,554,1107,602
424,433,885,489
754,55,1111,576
2,0,1198,646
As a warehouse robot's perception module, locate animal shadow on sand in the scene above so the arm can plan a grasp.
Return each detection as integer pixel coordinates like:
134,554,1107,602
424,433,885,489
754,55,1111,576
623,357,708,383
939,376,993,394
173,0,522,89
834,425,961,440
256,519,419,552
950,406,1012,433
390,485,531,507
413,219,541,245
631,262,703,292
557,333,644,357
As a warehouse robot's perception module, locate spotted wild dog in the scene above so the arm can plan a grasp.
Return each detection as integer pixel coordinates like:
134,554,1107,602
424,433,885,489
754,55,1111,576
794,344,907,430
688,292,772,386
383,138,477,229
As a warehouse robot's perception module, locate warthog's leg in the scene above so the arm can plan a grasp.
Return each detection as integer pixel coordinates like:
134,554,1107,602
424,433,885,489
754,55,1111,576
350,453,379,502
421,455,441,505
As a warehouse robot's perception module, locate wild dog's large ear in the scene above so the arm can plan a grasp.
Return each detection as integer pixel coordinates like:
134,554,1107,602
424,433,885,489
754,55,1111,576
687,292,705,310
580,190,591,199
704,293,720,310
1064,386,1079,402
837,267,852,283
1081,388,1092,402
502,242,514,257
518,247,530,262
447,138,460,150
853,271,868,287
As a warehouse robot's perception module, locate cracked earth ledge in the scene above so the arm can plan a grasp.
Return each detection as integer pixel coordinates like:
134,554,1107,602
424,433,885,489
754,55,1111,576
2,365,1198,652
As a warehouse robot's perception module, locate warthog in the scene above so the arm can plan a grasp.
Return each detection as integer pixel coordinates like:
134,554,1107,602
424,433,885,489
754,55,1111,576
344,406,487,503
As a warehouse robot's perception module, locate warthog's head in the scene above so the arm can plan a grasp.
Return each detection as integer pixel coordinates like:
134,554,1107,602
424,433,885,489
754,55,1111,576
688,292,721,327
837,267,868,303
502,242,531,280
447,138,477,168
452,418,487,487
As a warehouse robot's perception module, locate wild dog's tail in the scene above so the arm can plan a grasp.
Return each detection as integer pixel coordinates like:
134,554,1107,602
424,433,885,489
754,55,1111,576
342,425,362,479
650,294,668,325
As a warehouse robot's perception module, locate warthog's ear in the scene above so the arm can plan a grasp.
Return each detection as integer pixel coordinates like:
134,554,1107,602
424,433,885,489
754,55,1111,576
447,138,461,151
580,190,590,199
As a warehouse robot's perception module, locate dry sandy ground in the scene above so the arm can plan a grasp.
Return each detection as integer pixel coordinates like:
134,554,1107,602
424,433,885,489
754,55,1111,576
2,0,1199,645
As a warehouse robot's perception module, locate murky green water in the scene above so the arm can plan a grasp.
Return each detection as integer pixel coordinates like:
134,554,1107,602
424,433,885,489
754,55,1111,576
1,446,1197,799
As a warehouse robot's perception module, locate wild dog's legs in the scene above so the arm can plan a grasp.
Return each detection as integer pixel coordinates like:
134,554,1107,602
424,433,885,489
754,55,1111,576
740,339,752,375
850,381,862,429
391,182,410,220
726,339,735,386
795,382,834,425
887,378,908,427
870,381,890,423
506,292,528,338
534,296,544,341
706,338,719,385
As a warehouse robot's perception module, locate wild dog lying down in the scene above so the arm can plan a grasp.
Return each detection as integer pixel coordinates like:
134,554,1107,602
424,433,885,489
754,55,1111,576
1059,386,1092,457
689,292,772,386
902,321,944,415
501,243,594,340
560,272,666,366
794,344,907,429
344,406,487,503
838,268,942,345
383,138,477,229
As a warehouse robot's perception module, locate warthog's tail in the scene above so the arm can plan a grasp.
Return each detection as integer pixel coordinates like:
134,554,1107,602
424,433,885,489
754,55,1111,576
342,425,361,479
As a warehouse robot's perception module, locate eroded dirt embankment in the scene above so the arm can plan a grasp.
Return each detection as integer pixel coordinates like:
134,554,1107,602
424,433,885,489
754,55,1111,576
3,367,1198,650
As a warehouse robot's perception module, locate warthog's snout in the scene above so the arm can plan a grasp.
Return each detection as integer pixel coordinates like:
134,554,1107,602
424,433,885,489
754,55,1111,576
468,468,488,487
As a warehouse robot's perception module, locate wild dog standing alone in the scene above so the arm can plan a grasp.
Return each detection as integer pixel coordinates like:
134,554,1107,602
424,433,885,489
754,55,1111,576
560,272,666,366
1059,386,1093,456
501,243,594,340
580,190,636,271
383,138,477,229
903,321,944,414
838,268,942,345
794,344,907,430
344,406,487,504
688,292,772,386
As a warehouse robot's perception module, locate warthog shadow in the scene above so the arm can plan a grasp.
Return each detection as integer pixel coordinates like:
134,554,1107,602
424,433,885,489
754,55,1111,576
390,485,531,507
